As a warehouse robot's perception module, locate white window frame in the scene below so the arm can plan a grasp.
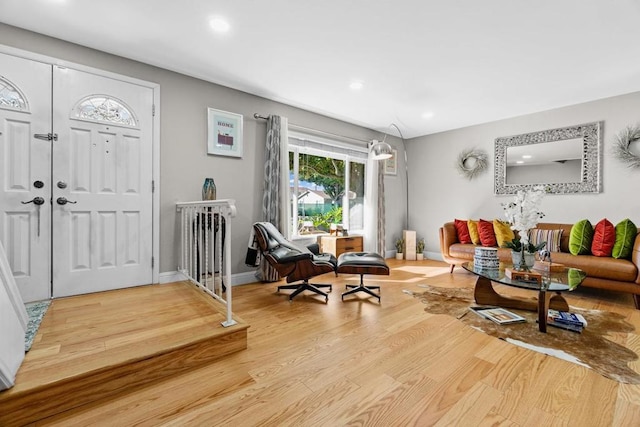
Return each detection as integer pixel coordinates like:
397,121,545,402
288,131,367,239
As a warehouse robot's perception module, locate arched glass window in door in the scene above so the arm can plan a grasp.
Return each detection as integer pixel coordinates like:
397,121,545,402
72,95,137,127
0,76,29,112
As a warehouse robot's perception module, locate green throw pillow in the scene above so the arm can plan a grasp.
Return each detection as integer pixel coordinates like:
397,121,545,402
569,219,594,255
612,219,637,259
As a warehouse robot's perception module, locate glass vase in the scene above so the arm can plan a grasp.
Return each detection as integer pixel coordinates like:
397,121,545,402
202,178,217,200
511,250,535,271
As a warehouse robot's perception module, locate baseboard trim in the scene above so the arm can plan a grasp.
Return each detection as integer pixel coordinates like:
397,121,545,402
159,271,186,284
159,270,259,286
232,271,260,286
426,251,443,261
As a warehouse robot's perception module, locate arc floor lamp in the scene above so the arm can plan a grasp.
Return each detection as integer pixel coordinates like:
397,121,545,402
370,124,416,260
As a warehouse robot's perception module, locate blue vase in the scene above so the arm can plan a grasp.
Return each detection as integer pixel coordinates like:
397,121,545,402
202,178,216,200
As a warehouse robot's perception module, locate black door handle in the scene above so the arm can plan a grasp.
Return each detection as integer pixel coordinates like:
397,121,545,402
21,197,45,205
56,197,77,205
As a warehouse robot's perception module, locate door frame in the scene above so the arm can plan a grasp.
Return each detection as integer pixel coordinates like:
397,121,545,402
0,44,161,286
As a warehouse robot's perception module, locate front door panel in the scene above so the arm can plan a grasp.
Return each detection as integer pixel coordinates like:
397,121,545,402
52,67,153,297
0,52,52,302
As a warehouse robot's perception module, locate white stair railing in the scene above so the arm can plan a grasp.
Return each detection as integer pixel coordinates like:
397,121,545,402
176,199,237,327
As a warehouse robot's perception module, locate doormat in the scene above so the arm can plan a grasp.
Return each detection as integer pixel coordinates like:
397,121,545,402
405,285,640,384
24,300,51,352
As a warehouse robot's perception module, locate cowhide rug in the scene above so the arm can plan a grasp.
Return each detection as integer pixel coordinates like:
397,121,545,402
406,284,640,384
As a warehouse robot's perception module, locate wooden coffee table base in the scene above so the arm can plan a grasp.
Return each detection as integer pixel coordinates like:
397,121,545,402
473,276,570,332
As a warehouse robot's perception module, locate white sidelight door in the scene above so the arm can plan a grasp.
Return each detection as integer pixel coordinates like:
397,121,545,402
0,52,155,302
0,52,52,302
52,67,154,298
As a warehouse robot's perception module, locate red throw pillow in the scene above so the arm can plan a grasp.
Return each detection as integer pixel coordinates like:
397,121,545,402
591,218,616,257
478,219,498,247
454,219,472,244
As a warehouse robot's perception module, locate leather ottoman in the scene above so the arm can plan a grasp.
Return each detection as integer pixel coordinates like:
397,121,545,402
337,252,390,302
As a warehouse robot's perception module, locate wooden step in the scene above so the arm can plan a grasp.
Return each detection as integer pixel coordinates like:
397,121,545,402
0,282,249,426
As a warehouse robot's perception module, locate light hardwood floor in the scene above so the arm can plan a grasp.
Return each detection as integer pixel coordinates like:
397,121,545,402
26,259,640,425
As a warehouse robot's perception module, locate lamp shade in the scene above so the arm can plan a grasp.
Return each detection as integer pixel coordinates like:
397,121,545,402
370,140,393,160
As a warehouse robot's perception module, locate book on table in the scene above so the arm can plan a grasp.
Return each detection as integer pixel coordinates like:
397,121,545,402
470,307,526,324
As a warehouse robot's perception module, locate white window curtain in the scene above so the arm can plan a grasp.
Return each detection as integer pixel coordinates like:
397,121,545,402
363,147,385,255
259,115,289,281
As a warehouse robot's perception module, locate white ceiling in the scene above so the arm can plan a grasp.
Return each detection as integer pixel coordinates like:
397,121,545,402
2,0,640,139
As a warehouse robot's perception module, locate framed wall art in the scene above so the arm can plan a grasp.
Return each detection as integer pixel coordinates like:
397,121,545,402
207,108,243,158
384,148,398,175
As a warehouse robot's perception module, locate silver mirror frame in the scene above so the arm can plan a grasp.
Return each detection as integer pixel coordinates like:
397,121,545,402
494,122,602,195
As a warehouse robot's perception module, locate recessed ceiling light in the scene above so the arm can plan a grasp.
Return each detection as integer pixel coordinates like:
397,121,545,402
522,155,532,159
422,112,435,119
516,160,524,164
349,81,364,90
209,16,230,33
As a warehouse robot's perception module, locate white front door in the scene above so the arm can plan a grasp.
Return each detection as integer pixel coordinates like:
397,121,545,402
52,67,154,298
0,53,155,302
0,52,52,302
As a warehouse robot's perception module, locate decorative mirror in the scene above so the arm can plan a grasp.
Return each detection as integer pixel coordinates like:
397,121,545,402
494,122,601,195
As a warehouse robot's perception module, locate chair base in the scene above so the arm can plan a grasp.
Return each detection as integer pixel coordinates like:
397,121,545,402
277,281,332,302
342,277,380,302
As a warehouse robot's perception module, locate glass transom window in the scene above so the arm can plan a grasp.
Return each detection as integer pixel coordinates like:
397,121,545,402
72,95,137,127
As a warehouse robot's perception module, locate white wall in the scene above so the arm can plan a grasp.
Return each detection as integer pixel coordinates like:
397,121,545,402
407,91,640,258
0,23,406,276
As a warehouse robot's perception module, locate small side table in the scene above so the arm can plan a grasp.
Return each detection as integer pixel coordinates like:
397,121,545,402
320,235,363,258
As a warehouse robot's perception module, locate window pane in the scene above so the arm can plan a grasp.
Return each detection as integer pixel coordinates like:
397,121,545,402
296,152,344,234
72,95,137,127
349,162,365,231
0,76,28,111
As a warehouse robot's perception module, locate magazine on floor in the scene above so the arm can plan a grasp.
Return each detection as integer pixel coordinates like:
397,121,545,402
547,309,587,327
470,307,526,325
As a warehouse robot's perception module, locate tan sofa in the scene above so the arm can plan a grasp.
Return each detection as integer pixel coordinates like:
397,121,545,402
439,221,640,309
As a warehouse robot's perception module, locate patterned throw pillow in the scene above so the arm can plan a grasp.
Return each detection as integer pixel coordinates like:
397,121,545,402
528,228,563,252
493,219,515,247
454,219,472,244
612,218,637,259
569,219,594,255
467,220,481,245
591,219,616,257
478,219,497,247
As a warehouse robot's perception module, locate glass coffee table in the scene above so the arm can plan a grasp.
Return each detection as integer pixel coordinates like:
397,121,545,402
462,261,586,332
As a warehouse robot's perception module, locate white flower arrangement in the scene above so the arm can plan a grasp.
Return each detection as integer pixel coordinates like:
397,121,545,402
502,186,546,249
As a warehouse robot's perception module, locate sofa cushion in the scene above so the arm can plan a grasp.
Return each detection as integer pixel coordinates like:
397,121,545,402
612,218,637,259
454,219,472,244
478,219,497,247
493,219,515,248
569,219,594,255
467,220,480,245
529,228,563,252
591,218,616,257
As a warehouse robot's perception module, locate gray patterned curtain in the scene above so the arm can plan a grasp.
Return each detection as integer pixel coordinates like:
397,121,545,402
259,115,289,282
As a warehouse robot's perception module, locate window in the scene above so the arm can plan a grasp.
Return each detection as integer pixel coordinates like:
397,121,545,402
288,131,367,238
0,76,28,112
72,95,137,127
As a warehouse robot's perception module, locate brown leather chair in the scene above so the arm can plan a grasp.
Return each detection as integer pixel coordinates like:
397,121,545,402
253,222,337,302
